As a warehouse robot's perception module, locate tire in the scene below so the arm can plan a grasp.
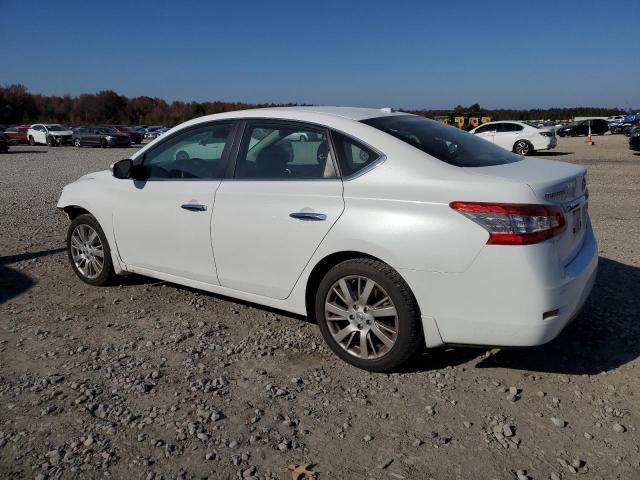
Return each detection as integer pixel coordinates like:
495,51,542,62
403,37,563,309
100,139,108,148
74,138,81,148
315,258,421,372
66,214,115,286
513,139,533,156
29,135,35,146
46,135,55,147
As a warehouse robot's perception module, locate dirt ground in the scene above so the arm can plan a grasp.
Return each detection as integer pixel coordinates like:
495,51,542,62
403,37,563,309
1,134,639,480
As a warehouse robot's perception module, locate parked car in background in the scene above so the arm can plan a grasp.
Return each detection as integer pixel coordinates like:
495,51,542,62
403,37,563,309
0,132,9,153
28,124,74,146
3,125,30,144
556,119,609,137
72,127,132,148
57,106,597,372
106,125,144,144
629,128,640,151
155,127,171,138
285,131,322,142
469,121,556,155
144,126,165,139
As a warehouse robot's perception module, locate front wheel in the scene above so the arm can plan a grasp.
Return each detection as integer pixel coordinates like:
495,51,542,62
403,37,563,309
66,214,115,286
100,139,108,148
513,139,533,156
29,135,35,146
315,258,421,372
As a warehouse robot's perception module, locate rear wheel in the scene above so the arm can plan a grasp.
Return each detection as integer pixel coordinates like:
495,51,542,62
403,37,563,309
100,139,108,148
28,135,35,146
315,258,421,372
66,214,115,286
513,139,533,156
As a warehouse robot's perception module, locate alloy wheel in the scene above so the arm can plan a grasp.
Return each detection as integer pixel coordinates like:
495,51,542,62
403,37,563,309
70,224,105,279
515,141,530,155
324,275,399,359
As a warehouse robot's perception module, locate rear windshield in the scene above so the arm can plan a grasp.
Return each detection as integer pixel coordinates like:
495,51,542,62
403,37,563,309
362,115,523,167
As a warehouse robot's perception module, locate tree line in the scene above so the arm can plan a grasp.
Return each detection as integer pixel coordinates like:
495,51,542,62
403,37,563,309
0,84,631,127
411,103,629,121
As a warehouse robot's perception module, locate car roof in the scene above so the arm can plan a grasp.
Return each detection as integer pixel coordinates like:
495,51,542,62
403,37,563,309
264,106,409,121
480,120,527,125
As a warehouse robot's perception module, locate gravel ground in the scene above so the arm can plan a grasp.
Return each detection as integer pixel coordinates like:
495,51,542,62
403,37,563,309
1,135,639,480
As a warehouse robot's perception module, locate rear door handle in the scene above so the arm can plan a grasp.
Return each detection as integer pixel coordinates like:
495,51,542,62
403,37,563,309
181,203,207,212
289,212,327,221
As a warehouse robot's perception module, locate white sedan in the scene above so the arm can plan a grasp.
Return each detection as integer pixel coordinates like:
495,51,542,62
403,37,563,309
57,107,597,371
469,120,557,155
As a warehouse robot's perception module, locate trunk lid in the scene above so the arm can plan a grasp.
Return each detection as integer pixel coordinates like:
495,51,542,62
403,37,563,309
474,158,588,265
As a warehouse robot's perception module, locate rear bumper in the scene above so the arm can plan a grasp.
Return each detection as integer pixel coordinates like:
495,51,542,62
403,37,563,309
532,136,557,151
401,222,598,348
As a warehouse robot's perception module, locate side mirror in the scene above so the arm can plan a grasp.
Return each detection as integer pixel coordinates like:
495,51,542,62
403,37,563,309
111,159,133,179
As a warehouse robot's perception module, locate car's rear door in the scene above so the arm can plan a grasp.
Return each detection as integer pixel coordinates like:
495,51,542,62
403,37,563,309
493,123,522,150
112,121,237,284
211,120,344,299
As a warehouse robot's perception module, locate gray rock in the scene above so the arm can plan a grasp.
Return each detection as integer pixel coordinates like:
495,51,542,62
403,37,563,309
612,423,626,433
550,417,566,428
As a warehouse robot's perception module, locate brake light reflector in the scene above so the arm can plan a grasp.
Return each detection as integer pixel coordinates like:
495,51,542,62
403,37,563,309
450,202,566,245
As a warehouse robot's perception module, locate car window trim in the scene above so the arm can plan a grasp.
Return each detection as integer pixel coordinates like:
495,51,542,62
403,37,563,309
136,120,240,182
227,118,341,182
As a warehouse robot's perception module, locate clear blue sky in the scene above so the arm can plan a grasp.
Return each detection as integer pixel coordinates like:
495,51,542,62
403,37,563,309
1,0,638,109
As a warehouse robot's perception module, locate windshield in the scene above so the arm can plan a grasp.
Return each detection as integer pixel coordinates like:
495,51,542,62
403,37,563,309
362,115,523,167
47,125,67,131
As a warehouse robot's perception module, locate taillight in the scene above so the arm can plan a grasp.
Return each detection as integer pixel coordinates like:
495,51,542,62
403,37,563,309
450,202,566,245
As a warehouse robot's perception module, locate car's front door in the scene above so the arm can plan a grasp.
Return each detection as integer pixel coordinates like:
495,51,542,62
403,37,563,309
212,120,345,299
112,122,235,284
473,123,496,143
33,125,47,144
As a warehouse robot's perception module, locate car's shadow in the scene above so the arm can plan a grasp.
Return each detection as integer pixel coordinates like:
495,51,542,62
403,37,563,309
534,151,572,157
121,256,640,375
405,256,639,375
0,265,34,304
0,247,66,265
16,246,633,375
4,149,48,154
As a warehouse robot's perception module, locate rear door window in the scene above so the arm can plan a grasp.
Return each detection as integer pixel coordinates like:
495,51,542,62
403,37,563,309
496,123,523,132
235,122,336,179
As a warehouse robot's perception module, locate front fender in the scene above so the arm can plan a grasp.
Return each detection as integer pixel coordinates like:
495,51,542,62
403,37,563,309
57,172,125,274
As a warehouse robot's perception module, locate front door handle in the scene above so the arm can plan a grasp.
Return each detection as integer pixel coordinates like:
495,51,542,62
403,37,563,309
289,212,326,221
181,203,207,212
